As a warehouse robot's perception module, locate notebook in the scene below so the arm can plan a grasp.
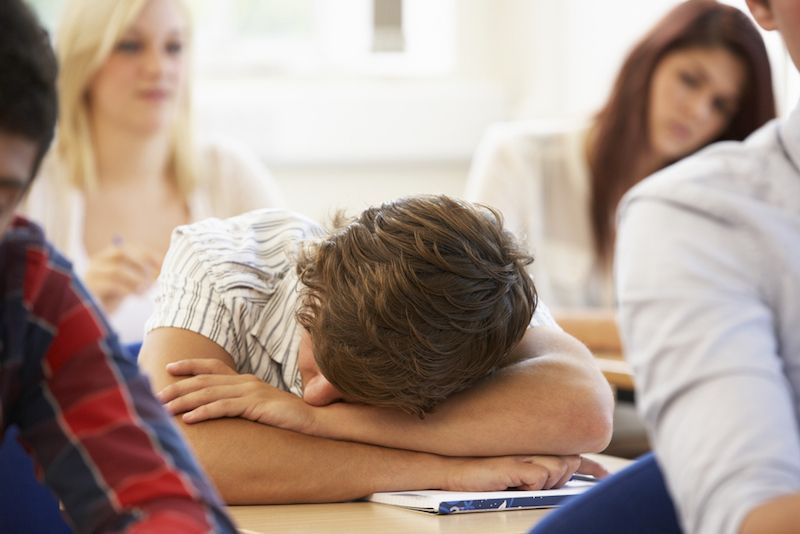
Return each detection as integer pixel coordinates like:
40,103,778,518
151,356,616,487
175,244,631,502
366,477,597,515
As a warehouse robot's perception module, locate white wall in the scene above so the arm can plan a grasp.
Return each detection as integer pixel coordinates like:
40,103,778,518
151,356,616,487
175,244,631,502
193,0,798,223
275,162,468,223
453,0,796,118
194,77,507,221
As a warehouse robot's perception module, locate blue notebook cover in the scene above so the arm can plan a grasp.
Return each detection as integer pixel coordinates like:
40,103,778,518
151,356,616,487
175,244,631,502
367,478,597,514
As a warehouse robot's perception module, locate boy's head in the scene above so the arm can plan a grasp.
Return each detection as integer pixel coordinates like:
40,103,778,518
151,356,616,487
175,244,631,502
297,195,537,417
0,0,57,233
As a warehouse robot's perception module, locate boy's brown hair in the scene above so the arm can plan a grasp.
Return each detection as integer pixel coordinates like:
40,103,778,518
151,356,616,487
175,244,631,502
296,195,537,417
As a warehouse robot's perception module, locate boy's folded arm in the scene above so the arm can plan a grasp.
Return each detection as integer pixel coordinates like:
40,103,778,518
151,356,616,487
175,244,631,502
310,326,614,457
158,415,602,504
138,327,609,503
138,327,441,503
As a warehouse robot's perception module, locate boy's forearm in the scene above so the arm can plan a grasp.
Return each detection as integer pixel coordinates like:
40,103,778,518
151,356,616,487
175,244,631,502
740,494,800,534
176,416,602,504
176,416,449,504
311,350,613,457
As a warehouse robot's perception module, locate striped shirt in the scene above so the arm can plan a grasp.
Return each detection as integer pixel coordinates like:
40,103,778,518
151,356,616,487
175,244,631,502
147,209,558,395
0,217,235,533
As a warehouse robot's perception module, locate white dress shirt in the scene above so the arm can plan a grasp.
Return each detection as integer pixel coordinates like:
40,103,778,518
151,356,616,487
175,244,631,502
617,104,800,534
23,140,284,343
465,120,614,309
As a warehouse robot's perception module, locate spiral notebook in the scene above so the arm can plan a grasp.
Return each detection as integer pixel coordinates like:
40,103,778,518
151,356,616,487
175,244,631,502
367,477,597,515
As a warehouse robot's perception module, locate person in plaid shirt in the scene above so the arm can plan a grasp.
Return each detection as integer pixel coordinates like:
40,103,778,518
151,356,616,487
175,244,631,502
0,0,235,531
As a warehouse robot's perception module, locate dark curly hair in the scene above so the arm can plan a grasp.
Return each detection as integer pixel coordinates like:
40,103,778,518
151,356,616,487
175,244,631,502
297,195,537,417
0,0,58,181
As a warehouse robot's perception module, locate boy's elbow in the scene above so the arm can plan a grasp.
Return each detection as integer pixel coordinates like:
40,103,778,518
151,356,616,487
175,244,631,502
583,404,614,453
575,383,614,453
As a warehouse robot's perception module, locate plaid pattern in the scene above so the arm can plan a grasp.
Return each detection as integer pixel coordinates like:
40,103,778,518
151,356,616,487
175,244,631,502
0,217,235,533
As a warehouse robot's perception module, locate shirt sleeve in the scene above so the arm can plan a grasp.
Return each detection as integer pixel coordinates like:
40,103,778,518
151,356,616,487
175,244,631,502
464,125,540,246
465,124,566,307
17,245,236,533
616,198,800,534
146,223,243,364
530,298,559,329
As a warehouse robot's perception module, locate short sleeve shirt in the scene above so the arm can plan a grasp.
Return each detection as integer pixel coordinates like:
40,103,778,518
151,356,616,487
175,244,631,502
146,209,559,397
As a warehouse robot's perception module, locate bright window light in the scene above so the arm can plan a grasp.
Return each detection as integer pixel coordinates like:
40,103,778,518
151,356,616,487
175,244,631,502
28,0,455,77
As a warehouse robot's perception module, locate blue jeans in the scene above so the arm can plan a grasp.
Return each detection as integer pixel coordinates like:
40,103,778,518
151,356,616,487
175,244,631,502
530,453,682,534
124,341,143,360
0,426,72,533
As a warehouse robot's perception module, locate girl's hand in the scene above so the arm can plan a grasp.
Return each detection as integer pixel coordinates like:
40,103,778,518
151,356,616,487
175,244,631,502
83,244,160,312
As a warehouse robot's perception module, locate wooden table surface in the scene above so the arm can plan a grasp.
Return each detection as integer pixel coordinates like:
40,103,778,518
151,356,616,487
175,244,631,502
228,454,632,534
594,352,635,391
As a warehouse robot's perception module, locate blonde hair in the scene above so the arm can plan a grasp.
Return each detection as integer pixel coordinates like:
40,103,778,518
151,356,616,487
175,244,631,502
54,0,196,194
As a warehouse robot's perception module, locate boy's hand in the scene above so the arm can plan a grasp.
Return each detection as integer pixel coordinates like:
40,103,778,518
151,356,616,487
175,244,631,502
444,455,608,491
159,358,319,435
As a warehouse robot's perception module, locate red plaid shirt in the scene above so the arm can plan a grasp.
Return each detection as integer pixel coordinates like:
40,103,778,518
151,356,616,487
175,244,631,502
0,217,235,532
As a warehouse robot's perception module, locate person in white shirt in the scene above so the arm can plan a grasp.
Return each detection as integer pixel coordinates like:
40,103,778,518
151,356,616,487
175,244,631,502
615,0,800,531
465,0,775,347
139,195,614,504
23,0,283,344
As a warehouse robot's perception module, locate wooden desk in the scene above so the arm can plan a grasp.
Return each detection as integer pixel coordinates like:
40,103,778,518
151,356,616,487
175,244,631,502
594,352,635,391
554,309,635,391
228,454,631,534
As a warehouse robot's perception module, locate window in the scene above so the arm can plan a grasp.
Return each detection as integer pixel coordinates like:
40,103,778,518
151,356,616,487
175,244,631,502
192,0,455,77
26,0,455,78
27,0,63,31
